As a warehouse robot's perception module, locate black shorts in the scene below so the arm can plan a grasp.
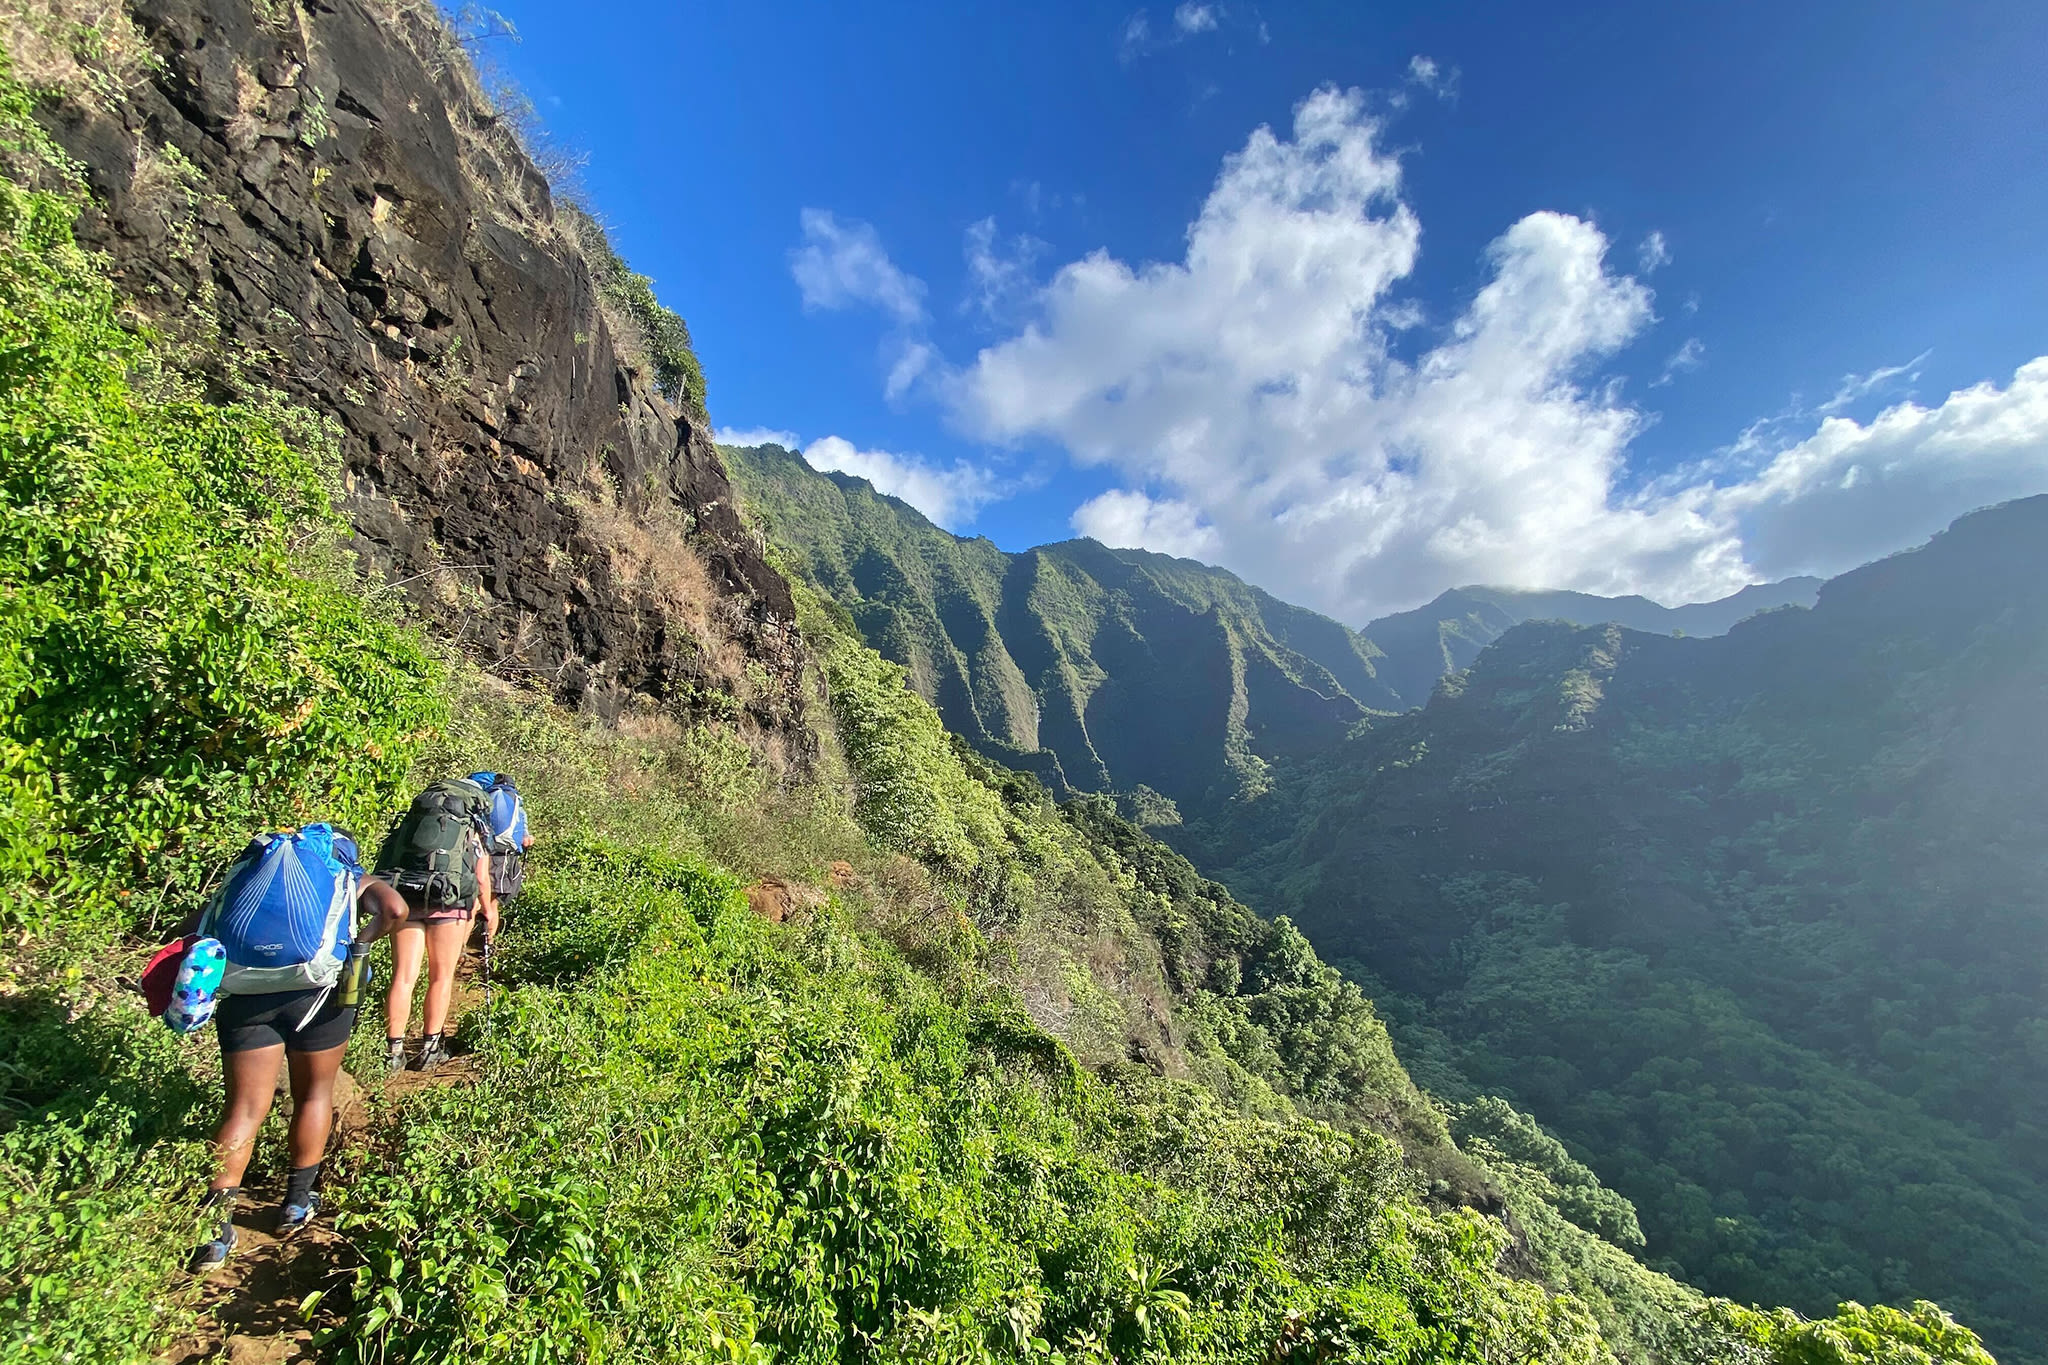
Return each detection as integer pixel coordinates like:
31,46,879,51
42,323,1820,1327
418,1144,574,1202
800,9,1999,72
489,851,525,902
216,988,357,1055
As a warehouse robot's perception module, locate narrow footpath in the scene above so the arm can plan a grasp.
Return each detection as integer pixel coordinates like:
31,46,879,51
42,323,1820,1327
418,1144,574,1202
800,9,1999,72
163,958,489,1365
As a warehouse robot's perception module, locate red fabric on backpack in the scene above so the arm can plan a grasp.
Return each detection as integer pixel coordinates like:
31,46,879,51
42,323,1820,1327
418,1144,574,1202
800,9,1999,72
142,935,196,1017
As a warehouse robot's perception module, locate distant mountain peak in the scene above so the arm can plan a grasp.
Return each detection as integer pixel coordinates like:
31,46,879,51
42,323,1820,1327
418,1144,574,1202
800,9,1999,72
1357,576,1825,708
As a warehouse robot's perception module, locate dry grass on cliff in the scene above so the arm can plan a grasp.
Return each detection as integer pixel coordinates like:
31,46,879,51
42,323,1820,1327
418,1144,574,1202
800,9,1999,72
571,485,784,724
573,486,719,637
1,0,153,110
368,0,578,247
435,667,864,889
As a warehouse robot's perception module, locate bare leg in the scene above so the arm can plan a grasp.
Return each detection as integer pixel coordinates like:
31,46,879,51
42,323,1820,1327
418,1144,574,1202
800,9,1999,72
285,1044,346,1169
385,921,425,1039
211,1044,284,1190
421,918,471,1037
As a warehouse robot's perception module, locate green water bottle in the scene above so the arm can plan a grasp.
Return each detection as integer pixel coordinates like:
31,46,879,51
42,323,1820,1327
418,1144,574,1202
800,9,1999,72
336,941,372,1008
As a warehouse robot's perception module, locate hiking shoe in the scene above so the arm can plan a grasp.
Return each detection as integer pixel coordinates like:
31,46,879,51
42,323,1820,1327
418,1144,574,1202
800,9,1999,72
188,1225,236,1273
383,1037,408,1072
413,1034,449,1074
278,1192,321,1236
188,1193,238,1273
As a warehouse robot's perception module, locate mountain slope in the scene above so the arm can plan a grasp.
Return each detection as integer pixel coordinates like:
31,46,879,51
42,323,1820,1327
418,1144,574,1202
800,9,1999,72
0,6,2006,1363
1204,496,2048,1363
1359,578,1821,709
725,441,1402,808
725,441,1824,777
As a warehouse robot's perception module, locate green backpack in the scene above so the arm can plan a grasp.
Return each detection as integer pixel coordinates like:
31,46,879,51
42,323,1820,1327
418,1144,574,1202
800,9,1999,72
376,778,491,906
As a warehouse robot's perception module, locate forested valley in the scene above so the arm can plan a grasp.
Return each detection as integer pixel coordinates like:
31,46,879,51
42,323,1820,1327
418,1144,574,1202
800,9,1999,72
732,439,2048,1364
1199,497,2048,1358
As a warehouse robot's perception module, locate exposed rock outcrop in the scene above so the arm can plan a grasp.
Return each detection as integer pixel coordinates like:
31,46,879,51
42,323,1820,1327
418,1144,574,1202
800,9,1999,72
35,0,809,755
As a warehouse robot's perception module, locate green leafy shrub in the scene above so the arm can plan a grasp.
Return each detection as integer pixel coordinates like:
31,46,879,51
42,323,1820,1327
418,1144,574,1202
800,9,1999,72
0,95,442,937
566,204,709,421
1696,1298,1997,1365
0,46,440,1363
330,840,1624,1364
0,990,213,1362
822,630,1009,878
1453,1096,1644,1248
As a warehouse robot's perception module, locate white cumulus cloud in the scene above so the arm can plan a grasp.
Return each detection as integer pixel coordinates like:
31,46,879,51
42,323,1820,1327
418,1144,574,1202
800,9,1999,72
1174,3,1219,34
950,85,2048,621
1712,358,2048,578
714,426,801,450
803,436,1001,531
789,209,927,323
1072,489,1220,558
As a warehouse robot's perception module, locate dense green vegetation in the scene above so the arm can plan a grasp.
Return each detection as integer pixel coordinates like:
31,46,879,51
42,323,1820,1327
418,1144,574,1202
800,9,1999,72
0,54,438,1357
329,842,1607,1364
314,665,1996,1365
1205,504,2048,1363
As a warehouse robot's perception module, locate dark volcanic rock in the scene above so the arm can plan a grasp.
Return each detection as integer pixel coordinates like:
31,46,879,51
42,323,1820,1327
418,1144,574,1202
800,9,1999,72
39,0,809,753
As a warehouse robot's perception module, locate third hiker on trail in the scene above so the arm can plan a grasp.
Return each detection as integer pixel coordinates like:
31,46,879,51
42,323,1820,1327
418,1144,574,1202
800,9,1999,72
376,776,498,1073
469,770,533,905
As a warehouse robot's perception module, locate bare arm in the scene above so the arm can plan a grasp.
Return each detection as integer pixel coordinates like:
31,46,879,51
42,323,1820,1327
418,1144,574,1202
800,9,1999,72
356,876,409,944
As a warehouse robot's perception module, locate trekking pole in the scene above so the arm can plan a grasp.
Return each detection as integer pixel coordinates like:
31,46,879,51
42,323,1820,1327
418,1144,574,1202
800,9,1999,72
481,932,495,1037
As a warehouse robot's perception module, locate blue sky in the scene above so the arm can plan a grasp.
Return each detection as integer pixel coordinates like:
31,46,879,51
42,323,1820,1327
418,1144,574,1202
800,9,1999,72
477,0,2048,622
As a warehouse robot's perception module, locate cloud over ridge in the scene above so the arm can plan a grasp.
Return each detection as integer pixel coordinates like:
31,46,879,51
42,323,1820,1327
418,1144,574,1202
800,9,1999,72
950,86,2048,621
802,436,1001,532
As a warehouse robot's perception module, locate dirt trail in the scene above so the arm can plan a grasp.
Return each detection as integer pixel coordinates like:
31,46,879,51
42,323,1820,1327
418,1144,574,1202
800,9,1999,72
165,876,802,1361
162,959,489,1364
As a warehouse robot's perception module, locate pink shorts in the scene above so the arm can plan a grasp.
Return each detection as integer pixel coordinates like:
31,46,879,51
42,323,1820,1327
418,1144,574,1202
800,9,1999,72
398,886,473,926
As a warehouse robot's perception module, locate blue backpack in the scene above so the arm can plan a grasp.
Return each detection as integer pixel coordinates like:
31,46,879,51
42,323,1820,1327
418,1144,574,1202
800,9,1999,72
468,772,528,854
200,824,363,995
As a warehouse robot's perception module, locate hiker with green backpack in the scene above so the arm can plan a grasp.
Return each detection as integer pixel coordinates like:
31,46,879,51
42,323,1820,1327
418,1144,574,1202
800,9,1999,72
378,776,500,1074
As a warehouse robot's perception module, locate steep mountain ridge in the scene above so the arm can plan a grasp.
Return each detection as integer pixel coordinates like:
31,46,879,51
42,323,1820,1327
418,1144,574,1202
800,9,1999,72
725,441,1400,807
1207,495,2048,1362
31,0,807,745
726,440,1830,794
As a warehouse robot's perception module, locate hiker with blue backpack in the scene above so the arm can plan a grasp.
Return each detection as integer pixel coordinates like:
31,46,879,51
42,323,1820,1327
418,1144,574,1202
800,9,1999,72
470,771,533,905
145,825,410,1272
377,776,500,1074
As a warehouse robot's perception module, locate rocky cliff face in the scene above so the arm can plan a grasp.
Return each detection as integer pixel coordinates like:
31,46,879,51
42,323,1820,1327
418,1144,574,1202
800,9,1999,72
34,0,809,754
